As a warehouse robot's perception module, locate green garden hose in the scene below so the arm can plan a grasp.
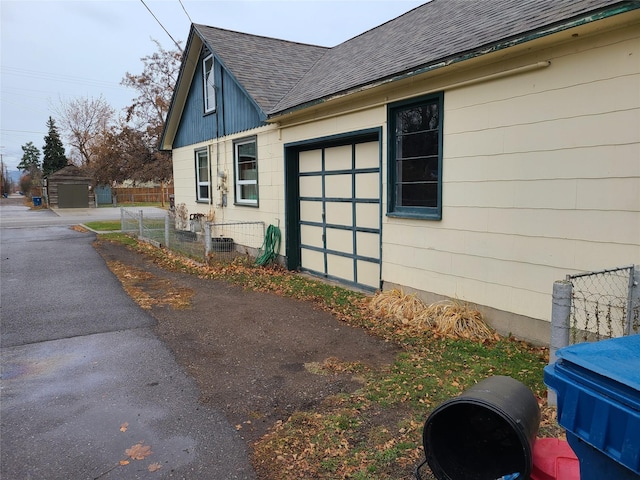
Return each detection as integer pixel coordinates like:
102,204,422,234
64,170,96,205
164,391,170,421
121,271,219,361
256,224,282,266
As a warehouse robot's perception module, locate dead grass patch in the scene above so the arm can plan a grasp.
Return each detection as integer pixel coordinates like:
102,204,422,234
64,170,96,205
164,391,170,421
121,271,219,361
369,289,496,342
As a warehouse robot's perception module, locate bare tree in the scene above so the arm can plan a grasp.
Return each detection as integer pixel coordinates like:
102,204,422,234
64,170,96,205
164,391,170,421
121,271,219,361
56,95,114,167
117,39,181,197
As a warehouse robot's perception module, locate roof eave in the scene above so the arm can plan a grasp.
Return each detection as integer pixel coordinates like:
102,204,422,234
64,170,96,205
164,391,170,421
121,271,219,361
160,25,201,151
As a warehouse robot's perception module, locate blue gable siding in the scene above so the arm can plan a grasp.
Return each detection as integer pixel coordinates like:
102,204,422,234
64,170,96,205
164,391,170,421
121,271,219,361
173,53,266,149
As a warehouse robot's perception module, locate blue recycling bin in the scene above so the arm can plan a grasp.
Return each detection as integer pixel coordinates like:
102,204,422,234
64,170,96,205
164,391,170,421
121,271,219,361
32,196,42,206
544,335,640,480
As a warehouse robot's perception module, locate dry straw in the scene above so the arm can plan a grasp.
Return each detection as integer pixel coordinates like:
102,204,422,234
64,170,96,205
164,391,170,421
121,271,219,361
369,289,495,341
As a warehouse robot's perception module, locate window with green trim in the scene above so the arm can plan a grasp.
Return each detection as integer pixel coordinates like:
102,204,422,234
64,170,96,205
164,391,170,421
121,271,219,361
195,148,210,202
388,93,443,219
234,137,258,206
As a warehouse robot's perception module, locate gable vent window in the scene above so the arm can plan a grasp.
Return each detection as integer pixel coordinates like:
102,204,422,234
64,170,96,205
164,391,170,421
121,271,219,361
203,54,216,113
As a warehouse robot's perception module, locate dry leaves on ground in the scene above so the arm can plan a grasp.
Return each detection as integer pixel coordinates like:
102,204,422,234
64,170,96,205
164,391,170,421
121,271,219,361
106,260,193,310
125,443,153,461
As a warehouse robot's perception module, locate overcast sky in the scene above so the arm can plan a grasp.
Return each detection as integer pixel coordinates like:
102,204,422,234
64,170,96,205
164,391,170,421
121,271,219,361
0,0,425,171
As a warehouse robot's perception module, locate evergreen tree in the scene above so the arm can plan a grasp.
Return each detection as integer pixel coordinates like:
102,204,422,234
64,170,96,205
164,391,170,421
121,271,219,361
17,141,41,174
42,117,67,176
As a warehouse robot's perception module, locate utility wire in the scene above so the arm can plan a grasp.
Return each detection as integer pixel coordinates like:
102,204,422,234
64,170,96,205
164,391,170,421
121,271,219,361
139,0,183,52
178,0,193,24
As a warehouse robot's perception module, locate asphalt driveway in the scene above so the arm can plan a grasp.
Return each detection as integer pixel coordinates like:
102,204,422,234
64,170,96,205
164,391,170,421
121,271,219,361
0,201,256,479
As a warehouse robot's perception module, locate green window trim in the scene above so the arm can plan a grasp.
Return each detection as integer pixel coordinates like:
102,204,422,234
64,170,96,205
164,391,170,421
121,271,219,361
195,148,210,202
387,92,444,220
233,136,259,207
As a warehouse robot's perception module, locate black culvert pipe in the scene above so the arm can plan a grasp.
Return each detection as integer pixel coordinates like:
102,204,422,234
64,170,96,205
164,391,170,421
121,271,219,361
419,376,540,480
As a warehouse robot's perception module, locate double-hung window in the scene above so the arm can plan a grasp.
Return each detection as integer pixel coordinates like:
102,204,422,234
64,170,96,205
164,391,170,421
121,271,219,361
388,93,443,219
203,54,215,113
195,148,210,202
234,137,258,206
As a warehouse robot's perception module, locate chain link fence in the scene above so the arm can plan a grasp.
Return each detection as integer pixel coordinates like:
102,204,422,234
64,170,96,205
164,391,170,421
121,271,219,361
548,264,638,406
120,208,267,263
550,265,639,360
567,266,639,343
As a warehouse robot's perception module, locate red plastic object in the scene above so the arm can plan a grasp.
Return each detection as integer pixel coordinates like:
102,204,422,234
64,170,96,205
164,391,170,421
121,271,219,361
530,438,580,480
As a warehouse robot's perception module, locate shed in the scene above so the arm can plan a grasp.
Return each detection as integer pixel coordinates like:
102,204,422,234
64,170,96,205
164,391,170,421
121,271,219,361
45,165,95,208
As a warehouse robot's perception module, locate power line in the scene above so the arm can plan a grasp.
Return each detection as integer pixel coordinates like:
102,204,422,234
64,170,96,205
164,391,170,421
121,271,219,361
139,0,183,53
178,0,193,24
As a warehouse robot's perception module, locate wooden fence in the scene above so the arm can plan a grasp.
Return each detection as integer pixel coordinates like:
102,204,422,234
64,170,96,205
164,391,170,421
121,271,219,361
111,186,174,205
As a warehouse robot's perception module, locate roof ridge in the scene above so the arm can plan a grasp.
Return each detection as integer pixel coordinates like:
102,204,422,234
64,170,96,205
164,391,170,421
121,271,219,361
193,23,328,50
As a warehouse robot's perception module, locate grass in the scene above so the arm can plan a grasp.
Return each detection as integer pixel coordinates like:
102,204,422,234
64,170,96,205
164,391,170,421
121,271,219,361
84,220,122,231
99,235,562,480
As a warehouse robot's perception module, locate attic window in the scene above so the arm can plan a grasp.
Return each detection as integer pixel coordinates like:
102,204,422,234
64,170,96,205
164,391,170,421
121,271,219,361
203,54,216,113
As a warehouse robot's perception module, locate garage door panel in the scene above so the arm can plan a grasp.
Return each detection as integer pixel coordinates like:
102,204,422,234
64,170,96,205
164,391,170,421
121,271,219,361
301,249,324,273
300,200,323,223
300,225,324,248
355,172,379,198
325,202,352,227
356,231,380,259
324,145,352,171
299,176,322,197
325,174,352,198
326,228,353,255
355,142,379,169
299,150,322,172
357,261,381,289
326,254,354,282
355,203,379,229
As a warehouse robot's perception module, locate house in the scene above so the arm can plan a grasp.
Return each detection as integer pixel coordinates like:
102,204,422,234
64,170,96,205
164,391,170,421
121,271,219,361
44,165,95,208
161,0,640,345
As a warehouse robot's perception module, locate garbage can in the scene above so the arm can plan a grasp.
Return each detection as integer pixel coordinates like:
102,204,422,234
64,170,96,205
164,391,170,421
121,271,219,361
544,335,640,480
32,196,42,206
420,375,540,480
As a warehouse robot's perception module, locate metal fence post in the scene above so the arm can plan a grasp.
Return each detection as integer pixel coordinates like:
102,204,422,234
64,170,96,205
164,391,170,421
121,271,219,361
626,265,640,335
120,207,125,231
204,222,211,256
138,209,144,237
549,280,572,406
165,213,170,247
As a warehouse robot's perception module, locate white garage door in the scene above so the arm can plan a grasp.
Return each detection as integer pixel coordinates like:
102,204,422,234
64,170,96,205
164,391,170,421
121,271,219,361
298,140,381,290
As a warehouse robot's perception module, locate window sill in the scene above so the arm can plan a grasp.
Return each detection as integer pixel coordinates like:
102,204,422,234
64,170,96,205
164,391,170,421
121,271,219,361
234,201,259,208
387,210,441,221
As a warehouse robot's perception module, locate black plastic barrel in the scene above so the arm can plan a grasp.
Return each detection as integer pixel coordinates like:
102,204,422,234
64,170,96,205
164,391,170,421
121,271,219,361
422,376,540,480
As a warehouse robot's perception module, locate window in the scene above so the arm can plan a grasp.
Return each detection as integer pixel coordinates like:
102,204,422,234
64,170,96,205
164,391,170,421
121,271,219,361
234,137,258,206
203,54,215,113
388,93,443,219
195,148,210,202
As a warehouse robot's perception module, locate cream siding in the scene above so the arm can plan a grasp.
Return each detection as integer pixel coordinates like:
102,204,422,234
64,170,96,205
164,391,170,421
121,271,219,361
382,22,640,336
171,19,639,344
171,125,287,252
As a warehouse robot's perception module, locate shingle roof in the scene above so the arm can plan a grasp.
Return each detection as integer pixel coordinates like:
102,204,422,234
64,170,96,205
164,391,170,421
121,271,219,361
269,0,632,114
194,24,328,112
190,0,636,119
